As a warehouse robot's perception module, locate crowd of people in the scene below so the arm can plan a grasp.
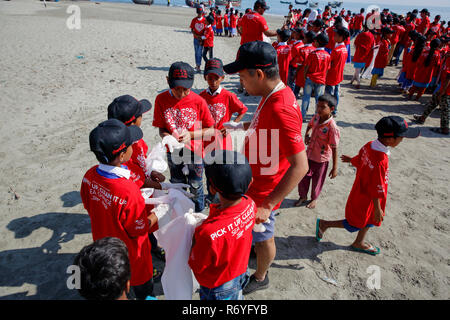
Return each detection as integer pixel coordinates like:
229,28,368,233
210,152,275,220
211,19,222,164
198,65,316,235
73,0,448,301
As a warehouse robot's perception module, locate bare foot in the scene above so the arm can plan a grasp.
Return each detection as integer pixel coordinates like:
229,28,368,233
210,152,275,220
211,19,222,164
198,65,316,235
306,199,317,209
294,198,308,207
317,219,326,239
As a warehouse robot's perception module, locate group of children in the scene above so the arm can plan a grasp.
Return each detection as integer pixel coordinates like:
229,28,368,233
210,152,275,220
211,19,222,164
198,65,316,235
73,4,448,301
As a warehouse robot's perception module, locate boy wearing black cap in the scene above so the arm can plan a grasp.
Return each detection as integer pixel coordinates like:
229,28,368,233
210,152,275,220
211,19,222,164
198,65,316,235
188,150,256,300
301,32,331,119
222,41,309,294
80,119,165,299
153,61,215,212
274,28,293,86
316,116,420,255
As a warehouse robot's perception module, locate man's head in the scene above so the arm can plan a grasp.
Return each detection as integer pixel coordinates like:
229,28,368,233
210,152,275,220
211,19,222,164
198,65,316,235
89,118,143,165
375,116,420,147
167,61,194,100
304,30,317,44
196,7,203,17
277,28,291,43
253,0,269,15
74,237,131,300
223,41,279,96
334,27,350,43
204,150,252,201
204,58,225,92
107,95,152,128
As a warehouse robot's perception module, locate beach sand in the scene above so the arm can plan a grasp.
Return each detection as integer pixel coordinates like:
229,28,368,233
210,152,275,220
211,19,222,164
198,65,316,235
0,0,449,300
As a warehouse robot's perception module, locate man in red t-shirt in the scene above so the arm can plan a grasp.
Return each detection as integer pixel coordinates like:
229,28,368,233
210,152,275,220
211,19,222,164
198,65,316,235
239,0,277,45
189,150,256,300
325,27,349,117
153,62,215,212
316,116,419,255
301,32,331,119
80,119,165,299
416,9,430,35
190,8,207,72
223,41,308,294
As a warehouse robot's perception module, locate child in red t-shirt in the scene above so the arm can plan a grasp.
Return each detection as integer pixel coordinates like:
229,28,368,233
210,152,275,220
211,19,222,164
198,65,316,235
80,119,166,299
370,27,394,87
274,28,293,86
315,116,419,255
202,15,215,65
294,30,316,98
153,62,215,212
189,150,256,300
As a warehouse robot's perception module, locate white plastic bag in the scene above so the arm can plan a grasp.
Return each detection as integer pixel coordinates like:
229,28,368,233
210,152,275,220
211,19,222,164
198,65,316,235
145,142,168,175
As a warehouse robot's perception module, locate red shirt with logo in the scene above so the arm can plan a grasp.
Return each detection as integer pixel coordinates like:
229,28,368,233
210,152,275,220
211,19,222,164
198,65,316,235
353,31,375,64
243,85,305,210
202,25,214,47
275,43,292,85
295,44,315,87
374,39,390,69
345,141,389,228
326,43,347,86
188,196,256,288
80,166,153,286
305,48,331,85
126,139,149,177
240,10,269,45
199,87,247,151
190,16,206,37
230,14,238,28
289,40,304,67
216,15,223,29
153,90,215,156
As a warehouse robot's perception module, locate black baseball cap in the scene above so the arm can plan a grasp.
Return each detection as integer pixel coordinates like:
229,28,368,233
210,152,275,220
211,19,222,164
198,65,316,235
204,150,252,198
168,61,194,89
89,119,143,163
375,116,420,139
254,0,270,10
223,41,277,74
204,58,224,77
107,95,152,125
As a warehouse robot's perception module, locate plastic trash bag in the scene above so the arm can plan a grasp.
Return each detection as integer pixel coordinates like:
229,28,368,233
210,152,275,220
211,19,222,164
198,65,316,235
145,142,168,175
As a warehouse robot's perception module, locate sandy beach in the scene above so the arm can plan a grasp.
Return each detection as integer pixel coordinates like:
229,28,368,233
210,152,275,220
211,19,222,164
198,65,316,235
0,0,449,300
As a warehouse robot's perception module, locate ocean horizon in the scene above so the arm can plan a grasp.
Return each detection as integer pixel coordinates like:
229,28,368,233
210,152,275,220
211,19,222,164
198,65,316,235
91,0,450,22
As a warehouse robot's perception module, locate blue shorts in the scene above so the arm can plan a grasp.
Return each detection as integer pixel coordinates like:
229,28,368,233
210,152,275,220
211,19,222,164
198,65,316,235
353,62,365,69
199,272,249,300
252,211,276,243
343,219,375,233
371,67,384,76
412,81,429,88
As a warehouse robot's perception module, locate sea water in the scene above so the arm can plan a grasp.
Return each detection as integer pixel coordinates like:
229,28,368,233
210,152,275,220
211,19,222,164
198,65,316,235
91,0,450,22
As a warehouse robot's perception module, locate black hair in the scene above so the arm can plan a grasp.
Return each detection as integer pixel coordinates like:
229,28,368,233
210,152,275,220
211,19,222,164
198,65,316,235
74,237,131,300
412,35,426,62
360,8,365,13
318,93,337,109
314,32,329,47
93,151,114,165
304,30,316,43
248,65,280,80
424,38,441,67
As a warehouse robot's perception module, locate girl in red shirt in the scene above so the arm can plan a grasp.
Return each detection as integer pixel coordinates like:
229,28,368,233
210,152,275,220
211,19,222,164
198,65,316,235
351,26,375,89
408,38,441,100
215,10,223,36
370,28,394,87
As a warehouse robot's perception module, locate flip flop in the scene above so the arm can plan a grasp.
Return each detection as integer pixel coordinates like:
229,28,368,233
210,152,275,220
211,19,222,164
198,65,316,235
315,218,323,242
351,245,380,256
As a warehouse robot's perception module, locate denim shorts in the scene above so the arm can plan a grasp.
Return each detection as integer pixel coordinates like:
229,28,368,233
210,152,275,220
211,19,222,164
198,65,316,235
199,272,250,300
343,219,374,233
252,211,276,243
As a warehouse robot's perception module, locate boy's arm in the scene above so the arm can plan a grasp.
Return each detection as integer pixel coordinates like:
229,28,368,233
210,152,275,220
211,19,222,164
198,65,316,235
372,198,384,223
329,147,338,179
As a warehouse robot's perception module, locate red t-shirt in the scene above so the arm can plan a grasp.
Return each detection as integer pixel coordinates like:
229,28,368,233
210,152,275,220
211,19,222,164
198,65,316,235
295,44,315,87
345,141,389,229
224,14,229,28
199,87,247,151
353,31,375,64
414,48,441,84
230,14,238,28
391,25,405,45
326,43,347,86
439,54,450,96
126,138,148,177
305,48,331,85
275,43,292,85
80,166,153,286
188,196,256,288
215,15,223,29
374,39,390,69
289,40,304,67
153,90,215,156
190,16,206,37
416,16,430,35
240,10,269,45
325,27,336,51
202,25,214,47
243,85,305,210
354,13,364,30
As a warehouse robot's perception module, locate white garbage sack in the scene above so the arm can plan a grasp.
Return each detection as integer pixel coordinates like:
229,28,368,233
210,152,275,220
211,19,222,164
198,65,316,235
145,142,168,175
150,189,207,300
361,46,379,79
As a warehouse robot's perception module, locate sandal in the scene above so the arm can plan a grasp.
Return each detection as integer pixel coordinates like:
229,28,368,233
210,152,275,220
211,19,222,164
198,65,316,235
430,128,449,135
315,218,323,242
351,244,380,256
412,114,425,124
